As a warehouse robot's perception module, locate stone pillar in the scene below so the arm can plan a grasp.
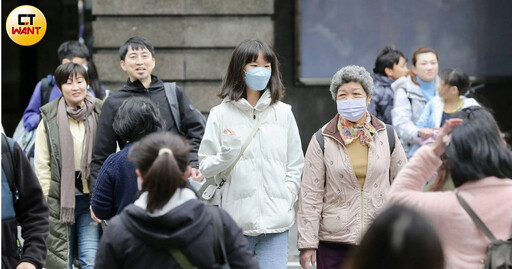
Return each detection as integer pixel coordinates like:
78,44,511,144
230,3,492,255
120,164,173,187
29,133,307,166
92,0,274,113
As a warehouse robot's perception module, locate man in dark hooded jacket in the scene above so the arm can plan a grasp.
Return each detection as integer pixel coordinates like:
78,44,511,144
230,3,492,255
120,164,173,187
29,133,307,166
90,37,205,194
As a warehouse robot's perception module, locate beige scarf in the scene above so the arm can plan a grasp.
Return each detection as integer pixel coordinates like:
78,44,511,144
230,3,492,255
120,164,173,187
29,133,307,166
56,93,97,223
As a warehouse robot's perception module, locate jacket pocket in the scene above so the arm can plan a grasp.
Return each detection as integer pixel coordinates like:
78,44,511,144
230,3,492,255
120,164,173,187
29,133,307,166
320,198,348,234
1,218,21,258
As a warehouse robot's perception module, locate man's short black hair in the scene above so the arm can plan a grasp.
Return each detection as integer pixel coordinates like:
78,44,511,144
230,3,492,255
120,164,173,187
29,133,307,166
119,37,155,61
373,46,406,77
57,41,90,62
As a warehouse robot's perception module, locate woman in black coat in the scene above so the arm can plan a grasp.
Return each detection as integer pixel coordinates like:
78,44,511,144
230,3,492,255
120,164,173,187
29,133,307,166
95,132,258,269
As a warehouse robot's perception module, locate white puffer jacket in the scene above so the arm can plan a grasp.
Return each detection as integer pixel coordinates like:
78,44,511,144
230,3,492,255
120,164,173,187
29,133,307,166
198,90,304,236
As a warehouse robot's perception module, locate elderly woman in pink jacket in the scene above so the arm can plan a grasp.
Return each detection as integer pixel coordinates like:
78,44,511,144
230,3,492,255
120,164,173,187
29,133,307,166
388,107,512,268
297,65,407,269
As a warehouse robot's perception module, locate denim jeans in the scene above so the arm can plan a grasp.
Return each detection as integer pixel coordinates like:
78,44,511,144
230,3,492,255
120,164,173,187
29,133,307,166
68,195,101,269
245,231,288,269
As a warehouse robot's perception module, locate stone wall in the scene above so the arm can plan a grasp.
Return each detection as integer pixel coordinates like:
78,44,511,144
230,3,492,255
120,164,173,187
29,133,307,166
92,0,274,113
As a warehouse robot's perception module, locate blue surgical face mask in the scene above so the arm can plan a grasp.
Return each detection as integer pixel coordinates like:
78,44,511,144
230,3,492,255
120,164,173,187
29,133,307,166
336,98,368,122
244,67,271,91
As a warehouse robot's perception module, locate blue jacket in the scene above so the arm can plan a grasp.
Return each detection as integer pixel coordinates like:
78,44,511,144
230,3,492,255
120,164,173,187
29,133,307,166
416,96,480,129
368,74,395,124
91,145,137,220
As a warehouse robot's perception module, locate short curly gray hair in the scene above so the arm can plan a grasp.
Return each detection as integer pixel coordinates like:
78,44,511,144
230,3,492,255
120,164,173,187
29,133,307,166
329,65,374,100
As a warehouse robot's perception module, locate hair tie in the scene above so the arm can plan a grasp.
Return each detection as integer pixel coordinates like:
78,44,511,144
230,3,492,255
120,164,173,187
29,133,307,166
158,148,173,156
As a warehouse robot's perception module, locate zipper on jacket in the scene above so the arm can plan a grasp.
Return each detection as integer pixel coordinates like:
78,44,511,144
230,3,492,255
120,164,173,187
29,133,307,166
360,188,364,240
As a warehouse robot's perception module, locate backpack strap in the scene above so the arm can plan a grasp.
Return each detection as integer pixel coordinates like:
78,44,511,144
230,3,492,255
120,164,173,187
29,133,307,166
163,82,183,135
385,124,395,155
168,248,196,269
40,74,55,106
456,193,497,242
1,134,19,204
315,128,325,154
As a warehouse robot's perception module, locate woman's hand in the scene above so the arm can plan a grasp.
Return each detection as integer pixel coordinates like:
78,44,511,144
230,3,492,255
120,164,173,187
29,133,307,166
90,206,102,223
16,262,36,269
190,168,204,182
299,249,316,269
223,128,236,136
432,118,463,156
419,128,434,140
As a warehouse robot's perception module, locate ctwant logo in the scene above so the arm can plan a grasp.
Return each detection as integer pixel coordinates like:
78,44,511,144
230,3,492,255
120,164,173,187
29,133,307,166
6,5,47,46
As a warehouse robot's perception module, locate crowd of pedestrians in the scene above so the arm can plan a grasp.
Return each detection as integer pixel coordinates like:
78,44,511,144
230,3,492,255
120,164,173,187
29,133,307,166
2,35,511,269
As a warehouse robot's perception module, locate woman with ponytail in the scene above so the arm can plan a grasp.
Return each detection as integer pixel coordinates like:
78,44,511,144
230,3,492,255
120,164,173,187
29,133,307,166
95,132,258,269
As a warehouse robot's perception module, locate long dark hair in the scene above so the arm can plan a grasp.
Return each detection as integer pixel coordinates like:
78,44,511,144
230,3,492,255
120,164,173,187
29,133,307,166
446,107,512,187
128,132,191,213
86,60,105,99
218,39,285,104
346,205,444,269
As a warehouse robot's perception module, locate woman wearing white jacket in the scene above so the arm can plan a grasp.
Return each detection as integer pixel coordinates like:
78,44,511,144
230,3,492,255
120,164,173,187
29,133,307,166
198,39,304,269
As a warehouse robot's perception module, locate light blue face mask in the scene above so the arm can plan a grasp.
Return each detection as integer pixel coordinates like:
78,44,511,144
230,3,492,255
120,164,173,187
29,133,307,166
336,98,367,122
244,67,271,91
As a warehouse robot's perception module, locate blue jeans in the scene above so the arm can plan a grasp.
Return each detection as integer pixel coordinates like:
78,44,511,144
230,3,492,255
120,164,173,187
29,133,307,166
68,195,101,269
245,231,288,269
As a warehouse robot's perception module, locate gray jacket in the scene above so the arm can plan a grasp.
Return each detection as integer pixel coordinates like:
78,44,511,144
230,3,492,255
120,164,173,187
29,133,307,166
368,74,395,124
391,76,439,157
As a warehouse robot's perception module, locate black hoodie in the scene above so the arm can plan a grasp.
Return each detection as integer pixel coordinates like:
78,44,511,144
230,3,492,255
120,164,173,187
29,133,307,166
95,198,259,269
90,76,205,192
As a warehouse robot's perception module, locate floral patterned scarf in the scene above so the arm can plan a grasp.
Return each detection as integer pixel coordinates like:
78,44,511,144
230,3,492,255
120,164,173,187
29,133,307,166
337,112,376,146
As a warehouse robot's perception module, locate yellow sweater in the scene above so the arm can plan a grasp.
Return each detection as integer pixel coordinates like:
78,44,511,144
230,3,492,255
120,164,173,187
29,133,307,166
346,140,369,188
34,116,86,197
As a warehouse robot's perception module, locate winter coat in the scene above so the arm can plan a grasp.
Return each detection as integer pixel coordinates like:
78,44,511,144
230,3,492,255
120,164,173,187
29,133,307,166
22,76,97,132
198,90,304,236
95,188,259,269
36,97,102,269
388,146,512,269
416,96,480,129
2,137,49,269
368,74,395,124
391,76,439,157
297,114,407,249
91,145,137,220
90,75,205,193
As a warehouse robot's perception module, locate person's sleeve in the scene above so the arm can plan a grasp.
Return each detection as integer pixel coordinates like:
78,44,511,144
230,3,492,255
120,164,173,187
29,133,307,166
284,109,304,209
219,209,259,269
387,146,445,208
34,120,51,198
389,130,407,182
297,134,325,250
391,87,420,144
22,81,44,132
415,100,432,129
91,99,118,193
176,86,205,169
13,141,49,269
198,108,242,178
91,158,116,220
95,221,123,268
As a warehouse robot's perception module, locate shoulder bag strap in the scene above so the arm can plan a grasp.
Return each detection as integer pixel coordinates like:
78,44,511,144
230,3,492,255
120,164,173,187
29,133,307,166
168,248,197,269
456,193,497,242
220,108,270,183
385,124,395,155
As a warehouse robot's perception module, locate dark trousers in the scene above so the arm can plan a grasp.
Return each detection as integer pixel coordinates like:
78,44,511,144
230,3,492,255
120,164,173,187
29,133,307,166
316,241,355,269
